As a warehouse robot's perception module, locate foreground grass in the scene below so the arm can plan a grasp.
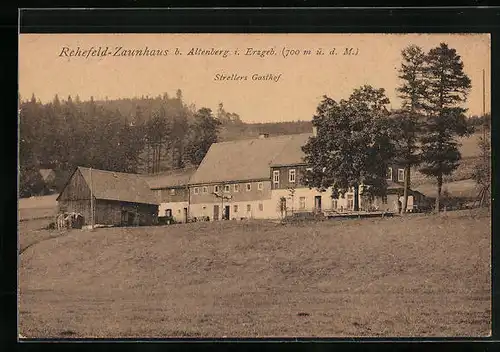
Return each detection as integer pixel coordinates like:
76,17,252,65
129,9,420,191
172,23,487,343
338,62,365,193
18,209,490,338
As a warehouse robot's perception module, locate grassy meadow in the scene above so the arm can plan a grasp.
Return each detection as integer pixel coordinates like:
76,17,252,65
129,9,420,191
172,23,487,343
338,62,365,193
18,209,490,338
18,194,58,221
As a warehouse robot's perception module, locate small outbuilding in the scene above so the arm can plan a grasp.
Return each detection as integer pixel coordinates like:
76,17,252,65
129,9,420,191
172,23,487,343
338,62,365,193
143,167,195,223
385,181,428,213
56,166,159,227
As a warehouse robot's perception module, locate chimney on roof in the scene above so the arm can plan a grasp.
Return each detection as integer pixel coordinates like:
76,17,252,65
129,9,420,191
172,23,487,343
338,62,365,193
259,133,269,139
312,126,318,137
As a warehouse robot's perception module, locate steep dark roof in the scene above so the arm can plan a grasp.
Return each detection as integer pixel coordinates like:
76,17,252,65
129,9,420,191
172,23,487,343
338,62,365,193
60,167,159,205
142,168,196,190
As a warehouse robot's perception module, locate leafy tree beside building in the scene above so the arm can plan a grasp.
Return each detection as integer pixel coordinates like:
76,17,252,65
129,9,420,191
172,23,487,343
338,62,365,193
302,86,395,211
185,108,222,166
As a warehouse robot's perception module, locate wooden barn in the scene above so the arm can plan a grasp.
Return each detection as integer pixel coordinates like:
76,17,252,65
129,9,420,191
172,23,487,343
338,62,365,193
56,167,159,227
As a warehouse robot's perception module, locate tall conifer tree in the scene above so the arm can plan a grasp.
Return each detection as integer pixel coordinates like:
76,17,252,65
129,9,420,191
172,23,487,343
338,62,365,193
418,43,472,212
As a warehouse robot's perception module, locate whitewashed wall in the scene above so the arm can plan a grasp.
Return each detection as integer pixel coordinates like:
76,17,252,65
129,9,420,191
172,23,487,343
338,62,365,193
185,186,413,220
189,199,277,220
159,201,189,223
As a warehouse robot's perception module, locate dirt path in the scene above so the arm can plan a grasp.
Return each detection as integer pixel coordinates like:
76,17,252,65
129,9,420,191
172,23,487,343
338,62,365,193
18,218,70,254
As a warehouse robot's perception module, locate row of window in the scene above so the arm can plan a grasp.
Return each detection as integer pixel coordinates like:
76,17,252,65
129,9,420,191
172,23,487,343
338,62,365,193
290,195,355,210
233,203,264,213
202,203,265,213
193,182,264,195
387,167,405,182
273,169,296,184
165,168,403,196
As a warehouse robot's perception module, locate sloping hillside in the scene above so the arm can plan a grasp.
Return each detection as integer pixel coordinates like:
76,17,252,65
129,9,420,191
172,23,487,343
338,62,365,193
410,132,485,189
414,179,480,199
19,210,490,338
18,194,58,221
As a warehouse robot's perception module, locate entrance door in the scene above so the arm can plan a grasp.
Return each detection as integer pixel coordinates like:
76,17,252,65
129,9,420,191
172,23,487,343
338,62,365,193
280,198,287,217
347,194,354,210
121,210,128,226
314,196,322,212
183,208,188,223
213,205,219,221
127,212,135,226
225,205,230,220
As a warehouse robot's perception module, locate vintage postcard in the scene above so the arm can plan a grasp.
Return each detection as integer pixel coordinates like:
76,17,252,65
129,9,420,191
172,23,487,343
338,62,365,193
18,33,491,338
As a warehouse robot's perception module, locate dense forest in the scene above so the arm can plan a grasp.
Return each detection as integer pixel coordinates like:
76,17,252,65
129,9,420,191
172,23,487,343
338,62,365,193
19,90,217,196
18,90,315,197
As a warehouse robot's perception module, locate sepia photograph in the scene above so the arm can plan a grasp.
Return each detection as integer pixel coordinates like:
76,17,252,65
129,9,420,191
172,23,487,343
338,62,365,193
18,33,491,338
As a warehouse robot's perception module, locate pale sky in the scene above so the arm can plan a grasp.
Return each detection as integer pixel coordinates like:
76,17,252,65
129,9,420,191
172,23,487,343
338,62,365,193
19,33,491,123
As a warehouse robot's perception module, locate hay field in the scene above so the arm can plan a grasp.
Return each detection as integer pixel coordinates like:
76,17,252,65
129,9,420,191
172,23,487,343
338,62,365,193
409,132,486,186
414,179,480,199
18,210,490,338
18,194,58,221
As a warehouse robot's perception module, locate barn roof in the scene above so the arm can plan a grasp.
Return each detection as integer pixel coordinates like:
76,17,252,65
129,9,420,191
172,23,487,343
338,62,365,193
74,167,158,205
189,134,311,185
142,168,196,190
